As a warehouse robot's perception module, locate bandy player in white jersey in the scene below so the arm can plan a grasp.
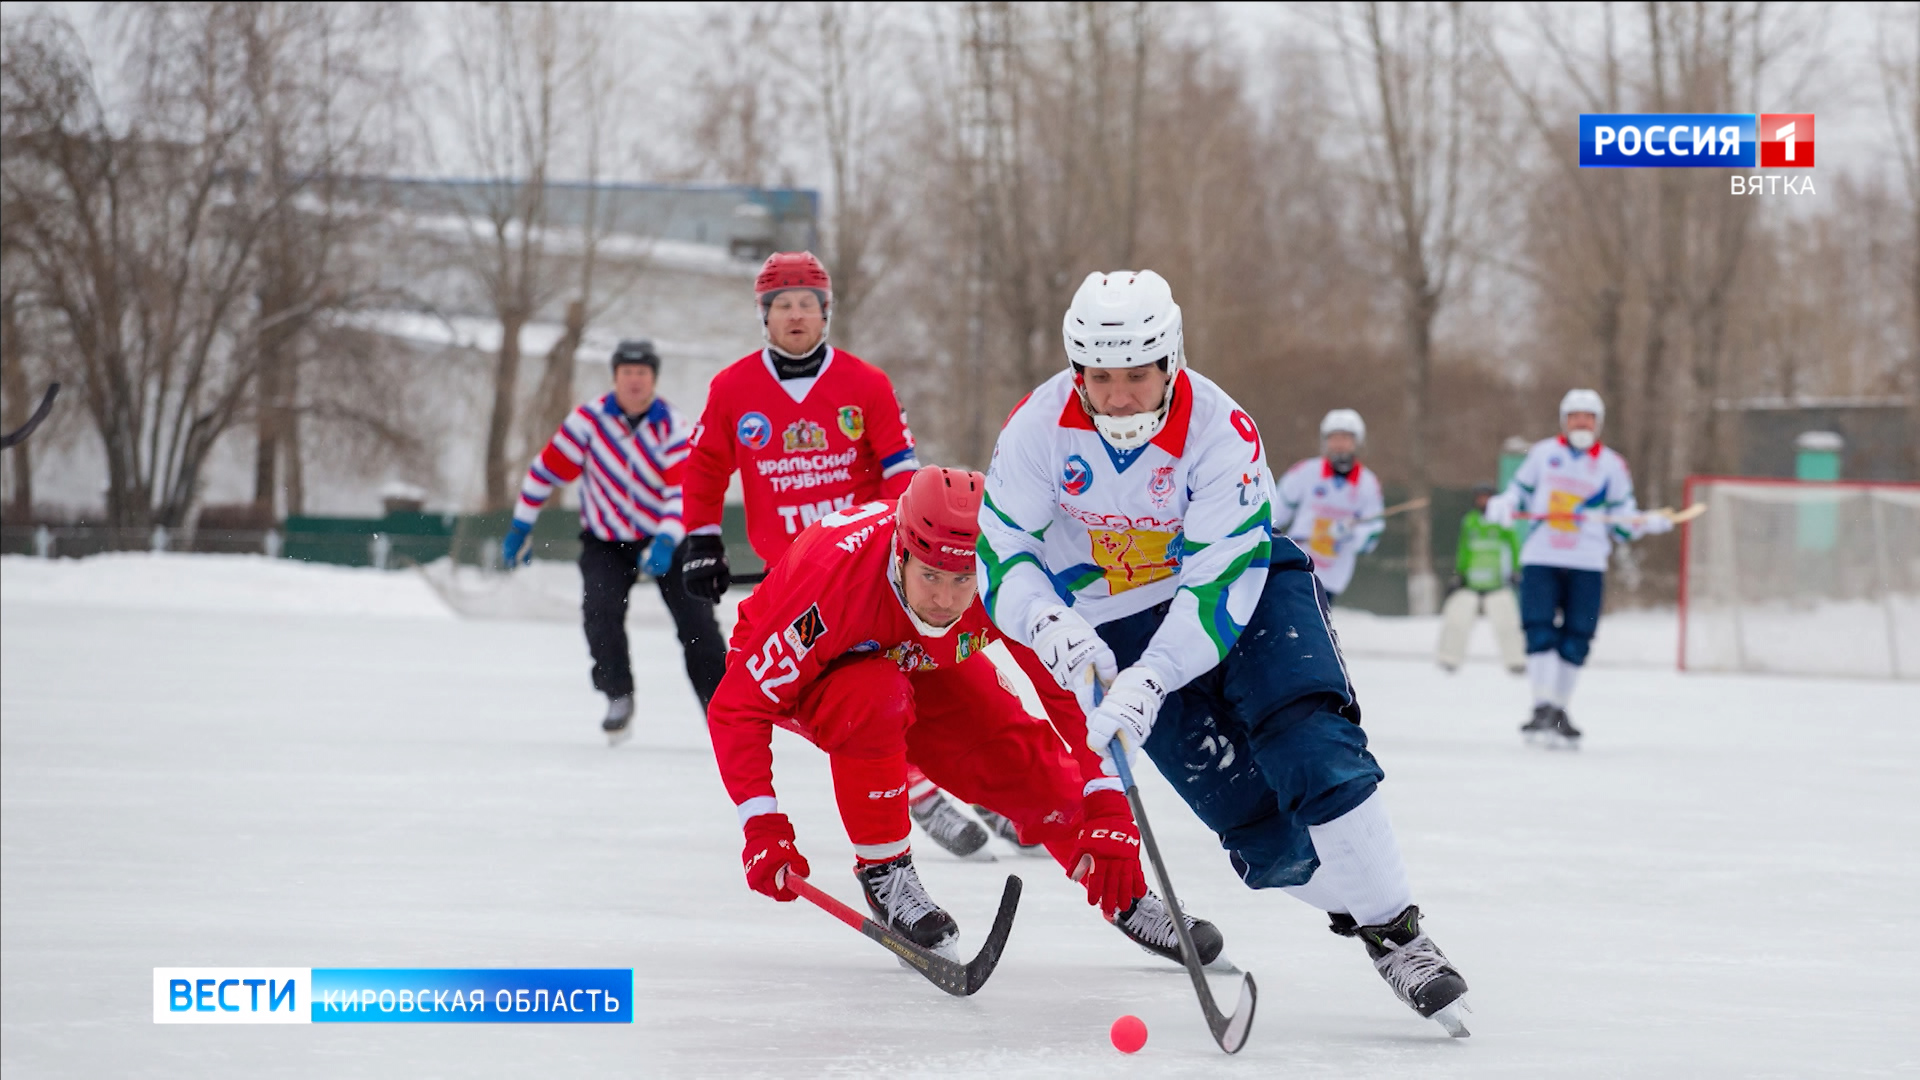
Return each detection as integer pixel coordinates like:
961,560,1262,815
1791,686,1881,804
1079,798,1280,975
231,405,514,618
1483,389,1671,746
1272,409,1385,600
979,270,1471,1036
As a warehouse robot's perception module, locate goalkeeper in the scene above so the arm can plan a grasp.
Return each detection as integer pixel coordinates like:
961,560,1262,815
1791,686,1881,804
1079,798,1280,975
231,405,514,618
1435,484,1525,675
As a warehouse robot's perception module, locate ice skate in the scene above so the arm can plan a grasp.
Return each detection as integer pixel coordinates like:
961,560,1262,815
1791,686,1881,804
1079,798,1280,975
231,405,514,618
909,791,992,860
1520,703,1556,746
1112,891,1227,969
973,805,1046,855
601,693,634,746
1330,905,1471,1037
1546,706,1582,750
857,853,960,957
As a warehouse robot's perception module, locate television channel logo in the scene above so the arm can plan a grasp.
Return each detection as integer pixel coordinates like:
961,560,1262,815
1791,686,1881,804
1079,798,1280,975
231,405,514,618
1579,113,1814,169
1757,113,1814,167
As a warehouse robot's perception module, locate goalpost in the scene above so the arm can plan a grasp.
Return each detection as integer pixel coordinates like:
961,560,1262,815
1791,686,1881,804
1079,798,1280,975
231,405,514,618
1678,476,1920,680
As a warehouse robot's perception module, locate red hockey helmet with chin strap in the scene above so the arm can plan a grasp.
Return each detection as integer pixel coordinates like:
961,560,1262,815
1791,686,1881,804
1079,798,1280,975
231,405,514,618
895,467,986,573
755,252,833,310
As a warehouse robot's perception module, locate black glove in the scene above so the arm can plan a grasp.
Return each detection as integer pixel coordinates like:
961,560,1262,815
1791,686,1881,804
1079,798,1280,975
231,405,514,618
680,534,731,603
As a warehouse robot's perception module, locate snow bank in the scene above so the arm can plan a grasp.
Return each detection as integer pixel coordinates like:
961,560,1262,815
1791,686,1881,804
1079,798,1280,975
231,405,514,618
0,553,452,621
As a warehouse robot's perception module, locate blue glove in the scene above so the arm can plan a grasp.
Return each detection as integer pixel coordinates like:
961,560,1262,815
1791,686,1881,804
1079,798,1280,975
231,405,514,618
642,534,676,577
502,520,533,569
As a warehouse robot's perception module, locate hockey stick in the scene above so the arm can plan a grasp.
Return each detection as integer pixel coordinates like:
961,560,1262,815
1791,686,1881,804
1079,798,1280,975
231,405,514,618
1365,496,1429,522
1097,683,1256,1052
1515,502,1706,526
0,382,59,449
779,868,1023,997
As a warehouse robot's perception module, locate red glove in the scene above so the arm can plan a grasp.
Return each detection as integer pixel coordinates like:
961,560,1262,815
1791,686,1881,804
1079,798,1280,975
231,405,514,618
1069,790,1147,918
742,813,810,902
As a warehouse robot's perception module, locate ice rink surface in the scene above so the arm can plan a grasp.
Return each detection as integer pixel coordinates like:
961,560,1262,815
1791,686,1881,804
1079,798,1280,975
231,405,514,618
4,554,1917,1078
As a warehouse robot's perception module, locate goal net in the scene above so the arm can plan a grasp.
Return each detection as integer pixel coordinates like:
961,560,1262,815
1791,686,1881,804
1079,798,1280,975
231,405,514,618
1679,477,1920,679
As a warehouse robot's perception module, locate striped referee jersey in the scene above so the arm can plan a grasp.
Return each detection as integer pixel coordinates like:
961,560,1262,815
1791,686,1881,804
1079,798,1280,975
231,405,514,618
515,392,691,544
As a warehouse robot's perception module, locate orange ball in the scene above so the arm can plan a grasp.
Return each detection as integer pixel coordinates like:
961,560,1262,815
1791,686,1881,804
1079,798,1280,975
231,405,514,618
1110,1014,1148,1054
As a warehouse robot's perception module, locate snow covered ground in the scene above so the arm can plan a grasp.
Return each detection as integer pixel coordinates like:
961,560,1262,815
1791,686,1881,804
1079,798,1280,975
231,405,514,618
3,554,1917,1077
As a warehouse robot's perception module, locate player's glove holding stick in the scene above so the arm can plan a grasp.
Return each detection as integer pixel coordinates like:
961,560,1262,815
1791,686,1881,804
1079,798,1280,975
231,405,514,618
501,520,533,569
1029,604,1118,713
680,534,732,603
1069,789,1148,918
1085,665,1169,775
1482,493,1517,528
641,534,676,577
741,813,810,902
1637,511,1675,535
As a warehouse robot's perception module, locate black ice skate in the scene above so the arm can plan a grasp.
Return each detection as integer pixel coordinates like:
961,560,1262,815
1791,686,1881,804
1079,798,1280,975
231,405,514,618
1330,905,1471,1037
857,853,959,955
601,694,634,746
972,805,1045,854
1520,703,1556,745
909,792,992,859
1112,891,1226,968
1548,706,1583,749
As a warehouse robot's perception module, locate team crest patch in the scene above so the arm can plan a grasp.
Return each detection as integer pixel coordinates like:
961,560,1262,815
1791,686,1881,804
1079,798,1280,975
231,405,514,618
737,412,772,450
956,630,989,662
783,604,830,658
1148,466,1176,508
837,405,865,441
885,641,937,673
847,639,881,655
1062,454,1094,497
783,418,829,453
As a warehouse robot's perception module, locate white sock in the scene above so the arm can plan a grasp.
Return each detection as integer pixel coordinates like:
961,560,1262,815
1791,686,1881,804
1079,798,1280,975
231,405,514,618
1554,656,1582,708
1294,791,1413,928
1526,651,1558,706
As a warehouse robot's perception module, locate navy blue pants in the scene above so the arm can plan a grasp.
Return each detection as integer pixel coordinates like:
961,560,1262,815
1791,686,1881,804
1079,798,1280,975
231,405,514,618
1519,564,1605,666
1095,540,1384,889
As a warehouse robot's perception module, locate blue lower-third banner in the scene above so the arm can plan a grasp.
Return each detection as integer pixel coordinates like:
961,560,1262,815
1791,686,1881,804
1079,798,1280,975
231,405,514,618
154,968,632,1023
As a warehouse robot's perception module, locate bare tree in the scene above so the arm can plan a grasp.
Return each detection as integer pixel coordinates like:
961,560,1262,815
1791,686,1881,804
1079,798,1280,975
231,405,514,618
434,2,580,509
2,12,279,528
1333,1,1485,614
1879,0,1920,474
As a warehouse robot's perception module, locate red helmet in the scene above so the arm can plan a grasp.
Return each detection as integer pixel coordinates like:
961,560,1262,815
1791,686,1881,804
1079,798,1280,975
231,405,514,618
895,467,985,573
755,252,832,309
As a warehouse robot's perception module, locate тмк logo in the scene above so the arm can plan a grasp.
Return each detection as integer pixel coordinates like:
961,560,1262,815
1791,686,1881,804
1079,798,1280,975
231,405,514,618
1062,454,1093,496
737,412,772,450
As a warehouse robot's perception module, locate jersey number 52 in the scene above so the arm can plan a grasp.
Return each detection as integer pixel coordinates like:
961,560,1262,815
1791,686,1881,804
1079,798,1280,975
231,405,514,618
746,634,800,703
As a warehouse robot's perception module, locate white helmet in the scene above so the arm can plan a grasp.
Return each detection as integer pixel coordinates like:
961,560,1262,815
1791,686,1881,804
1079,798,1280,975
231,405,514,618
1063,270,1185,450
1319,409,1366,445
1559,388,1604,450
1559,389,1605,428
1319,408,1364,470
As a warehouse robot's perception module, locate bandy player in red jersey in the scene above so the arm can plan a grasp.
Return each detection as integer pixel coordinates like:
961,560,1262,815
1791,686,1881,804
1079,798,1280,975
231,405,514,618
709,467,1224,963
677,253,1004,860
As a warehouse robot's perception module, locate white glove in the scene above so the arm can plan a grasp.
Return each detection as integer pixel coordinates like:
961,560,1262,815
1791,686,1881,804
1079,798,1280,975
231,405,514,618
1482,494,1516,528
1028,604,1118,712
1639,511,1673,535
1086,665,1170,775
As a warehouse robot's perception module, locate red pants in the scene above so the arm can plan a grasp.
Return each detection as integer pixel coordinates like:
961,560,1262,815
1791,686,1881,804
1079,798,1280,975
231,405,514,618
794,650,1087,869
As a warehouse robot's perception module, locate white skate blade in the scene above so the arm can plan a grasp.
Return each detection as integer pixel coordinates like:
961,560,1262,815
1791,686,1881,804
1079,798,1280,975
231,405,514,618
1431,996,1472,1038
1204,954,1242,975
605,726,633,748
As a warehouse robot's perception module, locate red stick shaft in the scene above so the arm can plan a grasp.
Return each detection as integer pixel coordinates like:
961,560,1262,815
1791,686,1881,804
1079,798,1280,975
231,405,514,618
782,871,867,932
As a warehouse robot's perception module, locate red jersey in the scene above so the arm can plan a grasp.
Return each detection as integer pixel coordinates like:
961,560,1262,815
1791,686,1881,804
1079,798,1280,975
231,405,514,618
706,501,1007,811
683,348,920,565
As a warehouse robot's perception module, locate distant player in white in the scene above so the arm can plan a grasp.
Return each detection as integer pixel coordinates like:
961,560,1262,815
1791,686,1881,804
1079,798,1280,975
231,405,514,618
978,270,1471,1035
1483,390,1672,745
1272,410,1384,601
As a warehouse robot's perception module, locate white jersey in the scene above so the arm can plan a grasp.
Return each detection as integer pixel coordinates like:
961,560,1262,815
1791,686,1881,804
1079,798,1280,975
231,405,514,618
1272,457,1384,596
978,369,1275,691
1498,436,1648,572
